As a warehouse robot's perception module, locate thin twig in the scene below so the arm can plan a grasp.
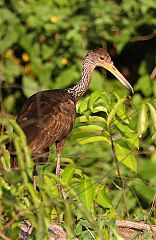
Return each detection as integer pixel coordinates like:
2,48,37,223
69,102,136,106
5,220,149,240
150,66,156,80
131,29,156,42
116,220,156,232
109,127,130,219
144,193,156,222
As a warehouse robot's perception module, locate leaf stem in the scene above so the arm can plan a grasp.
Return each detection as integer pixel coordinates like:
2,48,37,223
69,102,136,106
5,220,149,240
109,127,130,219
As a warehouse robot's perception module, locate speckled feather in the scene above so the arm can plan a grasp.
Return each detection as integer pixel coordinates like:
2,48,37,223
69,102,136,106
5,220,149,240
17,90,76,154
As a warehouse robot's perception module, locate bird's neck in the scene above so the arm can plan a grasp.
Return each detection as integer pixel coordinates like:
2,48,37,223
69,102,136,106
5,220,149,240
67,60,95,101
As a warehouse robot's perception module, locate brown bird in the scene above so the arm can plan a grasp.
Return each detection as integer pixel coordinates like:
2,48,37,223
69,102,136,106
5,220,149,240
16,48,133,188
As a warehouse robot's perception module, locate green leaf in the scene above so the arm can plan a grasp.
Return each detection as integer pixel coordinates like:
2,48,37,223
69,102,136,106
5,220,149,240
0,144,11,170
138,160,156,179
90,70,103,91
134,75,152,97
88,91,103,111
79,178,94,211
137,103,148,137
22,76,40,98
92,106,108,114
107,97,126,126
114,143,137,172
133,182,155,201
78,136,110,145
62,165,75,185
147,103,156,130
123,133,139,149
76,125,103,133
96,187,112,208
78,97,89,114
76,115,106,123
55,66,78,89
0,135,9,143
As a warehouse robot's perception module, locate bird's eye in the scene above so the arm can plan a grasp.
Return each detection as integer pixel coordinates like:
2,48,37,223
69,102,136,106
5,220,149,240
100,57,104,60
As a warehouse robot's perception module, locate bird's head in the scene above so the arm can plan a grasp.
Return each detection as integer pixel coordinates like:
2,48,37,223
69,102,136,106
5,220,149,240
86,48,134,93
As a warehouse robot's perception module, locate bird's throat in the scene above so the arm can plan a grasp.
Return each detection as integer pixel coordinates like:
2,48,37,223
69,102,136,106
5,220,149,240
67,61,95,101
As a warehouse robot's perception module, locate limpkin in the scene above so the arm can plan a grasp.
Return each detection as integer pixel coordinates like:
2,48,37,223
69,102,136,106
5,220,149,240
16,48,133,189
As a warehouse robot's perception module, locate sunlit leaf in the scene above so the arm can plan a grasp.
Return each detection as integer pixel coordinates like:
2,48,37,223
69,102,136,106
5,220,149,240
79,178,94,211
114,143,137,172
76,115,106,123
147,103,156,130
62,165,75,185
92,106,108,114
88,91,103,111
123,133,139,149
96,187,112,208
0,135,9,143
107,97,126,126
76,125,103,132
78,136,110,145
78,97,89,114
137,103,148,137
23,76,40,98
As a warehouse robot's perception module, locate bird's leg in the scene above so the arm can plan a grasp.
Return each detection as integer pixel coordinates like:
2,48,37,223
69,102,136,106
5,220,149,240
33,165,38,191
56,153,61,178
56,153,63,196
55,139,66,177
55,139,66,197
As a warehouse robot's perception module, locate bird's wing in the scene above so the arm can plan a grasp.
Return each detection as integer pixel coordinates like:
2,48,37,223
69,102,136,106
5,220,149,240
17,90,76,152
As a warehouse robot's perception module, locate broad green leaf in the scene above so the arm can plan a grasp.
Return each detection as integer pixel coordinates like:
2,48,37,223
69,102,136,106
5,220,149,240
78,97,89,114
134,75,152,97
107,97,126,126
92,106,108,114
61,158,74,164
23,76,40,98
115,118,133,136
62,165,75,185
0,26,18,52
114,143,137,172
138,160,156,179
78,136,110,145
123,133,139,149
88,91,103,111
96,188,112,208
137,103,148,137
76,115,106,123
42,174,58,197
76,125,103,132
133,182,155,201
147,103,156,130
79,178,94,211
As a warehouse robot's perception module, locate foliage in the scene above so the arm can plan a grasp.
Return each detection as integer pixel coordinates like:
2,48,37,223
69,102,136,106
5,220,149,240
1,91,156,239
0,0,156,112
0,0,156,239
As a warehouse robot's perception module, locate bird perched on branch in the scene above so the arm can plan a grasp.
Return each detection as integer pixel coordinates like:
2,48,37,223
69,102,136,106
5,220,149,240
16,48,133,189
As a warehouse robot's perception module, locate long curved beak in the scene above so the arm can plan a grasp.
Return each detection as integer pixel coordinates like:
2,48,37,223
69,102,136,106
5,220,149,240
103,62,134,94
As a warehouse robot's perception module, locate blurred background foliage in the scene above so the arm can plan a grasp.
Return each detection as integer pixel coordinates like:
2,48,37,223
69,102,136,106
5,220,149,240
0,0,156,239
